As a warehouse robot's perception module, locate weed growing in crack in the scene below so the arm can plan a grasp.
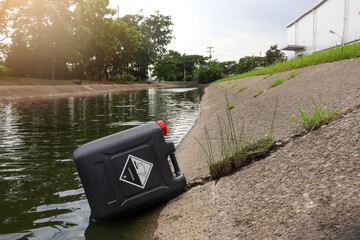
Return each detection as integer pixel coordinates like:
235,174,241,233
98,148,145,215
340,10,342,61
238,86,248,93
269,78,286,88
254,89,264,97
287,96,336,132
288,71,299,79
195,127,216,177
196,96,277,179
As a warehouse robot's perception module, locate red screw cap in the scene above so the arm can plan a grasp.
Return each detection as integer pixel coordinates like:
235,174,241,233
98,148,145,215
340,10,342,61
156,120,167,136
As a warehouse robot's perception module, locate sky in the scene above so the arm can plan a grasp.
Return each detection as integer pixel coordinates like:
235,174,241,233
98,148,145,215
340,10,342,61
109,0,318,61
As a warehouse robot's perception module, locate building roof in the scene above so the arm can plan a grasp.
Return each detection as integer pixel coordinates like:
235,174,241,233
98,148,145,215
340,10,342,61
281,45,306,51
286,0,328,28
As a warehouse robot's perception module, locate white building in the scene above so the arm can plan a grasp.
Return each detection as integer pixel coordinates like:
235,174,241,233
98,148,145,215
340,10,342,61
282,0,360,56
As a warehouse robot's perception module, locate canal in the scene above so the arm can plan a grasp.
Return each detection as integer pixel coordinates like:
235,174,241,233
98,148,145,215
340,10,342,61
0,87,203,239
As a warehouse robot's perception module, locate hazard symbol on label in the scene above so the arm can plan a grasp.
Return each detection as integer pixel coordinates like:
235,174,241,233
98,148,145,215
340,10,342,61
119,155,153,189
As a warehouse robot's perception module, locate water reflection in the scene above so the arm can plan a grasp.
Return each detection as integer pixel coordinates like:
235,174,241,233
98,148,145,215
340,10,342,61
0,88,202,239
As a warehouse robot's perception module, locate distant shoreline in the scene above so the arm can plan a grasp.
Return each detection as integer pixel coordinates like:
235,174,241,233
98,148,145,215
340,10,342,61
0,84,167,102
0,78,200,102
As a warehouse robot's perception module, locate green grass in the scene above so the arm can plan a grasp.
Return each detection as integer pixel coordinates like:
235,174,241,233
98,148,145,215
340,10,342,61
269,78,286,88
287,96,336,132
254,89,264,97
231,137,274,169
213,42,360,84
288,71,299,79
238,86,248,93
196,96,277,179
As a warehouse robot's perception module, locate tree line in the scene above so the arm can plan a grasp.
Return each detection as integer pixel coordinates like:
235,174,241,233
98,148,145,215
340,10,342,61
0,0,173,81
0,0,287,83
153,45,286,84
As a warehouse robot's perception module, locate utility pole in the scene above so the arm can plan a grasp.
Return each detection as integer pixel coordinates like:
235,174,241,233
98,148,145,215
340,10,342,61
206,46,214,60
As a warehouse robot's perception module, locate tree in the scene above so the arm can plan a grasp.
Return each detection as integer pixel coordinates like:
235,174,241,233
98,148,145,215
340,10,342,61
179,54,207,80
153,50,181,81
0,0,20,43
121,12,173,80
195,60,222,84
236,56,265,74
6,0,76,79
106,19,140,81
0,0,15,60
73,0,116,80
264,45,287,66
2,0,173,81
220,61,237,76
153,52,207,81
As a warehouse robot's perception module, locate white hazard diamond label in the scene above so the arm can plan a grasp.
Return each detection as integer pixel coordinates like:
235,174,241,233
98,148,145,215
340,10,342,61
119,155,153,189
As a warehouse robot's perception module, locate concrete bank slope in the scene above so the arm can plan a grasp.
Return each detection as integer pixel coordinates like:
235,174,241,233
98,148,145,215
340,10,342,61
0,83,177,102
152,58,360,239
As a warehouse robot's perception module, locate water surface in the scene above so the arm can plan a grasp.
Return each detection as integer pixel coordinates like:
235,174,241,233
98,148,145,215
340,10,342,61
0,88,203,239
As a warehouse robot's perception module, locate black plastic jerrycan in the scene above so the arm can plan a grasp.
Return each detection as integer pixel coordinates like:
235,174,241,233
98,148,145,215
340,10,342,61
73,121,186,220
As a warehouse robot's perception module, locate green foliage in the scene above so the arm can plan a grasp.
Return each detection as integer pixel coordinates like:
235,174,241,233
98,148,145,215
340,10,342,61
115,72,137,82
231,137,274,169
153,52,206,81
254,89,264,97
153,50,182,81
73,0,116,80
236,56,265,74
264,44,287,66
287,96,336,132
215,42,360,84
179,54,207,78
121,11,174,80
6,0,76,79
238,86,248,93
220,61,237,76
269,78,286,88
3,0,174,81
195,60,222,84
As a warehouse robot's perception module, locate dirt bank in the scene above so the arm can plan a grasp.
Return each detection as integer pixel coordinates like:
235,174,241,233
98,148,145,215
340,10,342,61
152,58,360,239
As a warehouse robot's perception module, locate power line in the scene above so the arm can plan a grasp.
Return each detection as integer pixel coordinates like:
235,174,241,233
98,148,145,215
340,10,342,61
206,46,214,60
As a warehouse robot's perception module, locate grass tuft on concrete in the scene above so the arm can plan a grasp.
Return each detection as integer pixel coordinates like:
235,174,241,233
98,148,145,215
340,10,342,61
269,78,286,88
288,71,299,80
287,96,336,132
197,96,277,179
254,89,264,97
238,86,248,93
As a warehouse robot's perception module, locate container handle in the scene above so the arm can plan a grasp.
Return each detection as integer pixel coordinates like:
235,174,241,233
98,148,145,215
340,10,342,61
169,153,181,177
